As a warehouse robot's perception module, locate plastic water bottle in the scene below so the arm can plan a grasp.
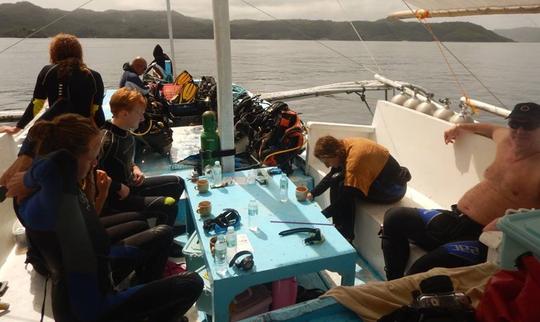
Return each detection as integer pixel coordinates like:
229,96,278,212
214,234,227,275
226,226,237,249
248,199,258,231
213,161,222,187
164,59,173,83
280,173,288,203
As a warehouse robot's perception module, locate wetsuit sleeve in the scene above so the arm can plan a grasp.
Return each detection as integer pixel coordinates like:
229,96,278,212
311,167,343,197
92,71,106,127
17,66,49,129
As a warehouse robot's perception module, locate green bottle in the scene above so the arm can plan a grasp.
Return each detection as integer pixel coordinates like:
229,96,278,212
200,111,220,170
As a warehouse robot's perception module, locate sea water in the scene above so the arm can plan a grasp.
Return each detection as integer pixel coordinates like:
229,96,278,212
1,39,535,125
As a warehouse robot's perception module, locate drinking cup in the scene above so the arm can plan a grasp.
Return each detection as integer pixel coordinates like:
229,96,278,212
195,179,209,193
295,186,308,201
197,200,212,217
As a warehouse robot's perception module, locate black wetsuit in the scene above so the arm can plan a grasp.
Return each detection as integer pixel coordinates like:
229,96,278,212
311,155,410,241
18,64,105,156
19,150,202,322
99,121,185,227
381,205,487,280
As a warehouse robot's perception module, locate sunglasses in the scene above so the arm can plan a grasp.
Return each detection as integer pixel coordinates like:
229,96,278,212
508,120,540,131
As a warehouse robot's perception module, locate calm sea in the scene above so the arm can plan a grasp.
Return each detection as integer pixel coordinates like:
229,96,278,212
0,38,538,124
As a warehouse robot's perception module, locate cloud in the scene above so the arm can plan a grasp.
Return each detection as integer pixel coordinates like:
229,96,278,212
0,0,538,29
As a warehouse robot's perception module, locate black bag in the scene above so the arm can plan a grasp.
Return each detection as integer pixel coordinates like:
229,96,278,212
378,275,476,322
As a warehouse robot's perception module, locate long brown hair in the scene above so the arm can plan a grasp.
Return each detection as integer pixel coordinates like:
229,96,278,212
49,33,88,79
28,114,100,158
314,135,346,161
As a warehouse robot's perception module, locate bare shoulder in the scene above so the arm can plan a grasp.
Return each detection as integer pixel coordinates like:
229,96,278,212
491,126,510,143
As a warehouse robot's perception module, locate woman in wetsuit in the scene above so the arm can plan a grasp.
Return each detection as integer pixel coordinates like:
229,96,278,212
2,33,105,134
11,114,202,322
0,33,106,187
307,135,411,242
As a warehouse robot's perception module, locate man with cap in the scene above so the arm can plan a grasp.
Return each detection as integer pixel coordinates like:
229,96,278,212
381,102,540,280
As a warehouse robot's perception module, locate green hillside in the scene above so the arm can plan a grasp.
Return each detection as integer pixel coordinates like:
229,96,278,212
0,2,512,42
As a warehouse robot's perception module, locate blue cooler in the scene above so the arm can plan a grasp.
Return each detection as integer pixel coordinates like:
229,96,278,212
497,210,540,270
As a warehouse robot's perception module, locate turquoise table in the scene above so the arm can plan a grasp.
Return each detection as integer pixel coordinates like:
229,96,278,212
184,169,358,322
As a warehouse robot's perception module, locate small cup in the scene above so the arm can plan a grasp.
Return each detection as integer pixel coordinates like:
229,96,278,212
295,186,308,202
195,179,209,194
197,200,212,217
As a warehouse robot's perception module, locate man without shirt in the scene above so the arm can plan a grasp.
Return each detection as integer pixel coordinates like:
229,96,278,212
381,102,540,280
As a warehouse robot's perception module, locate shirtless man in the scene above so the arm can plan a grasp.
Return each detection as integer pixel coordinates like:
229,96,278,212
381,102,540,280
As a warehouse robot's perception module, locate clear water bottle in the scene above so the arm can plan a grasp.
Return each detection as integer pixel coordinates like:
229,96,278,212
248,199,258,231
214,234,227,275
280,173,288,203
213,161,222,187
226,226,237,249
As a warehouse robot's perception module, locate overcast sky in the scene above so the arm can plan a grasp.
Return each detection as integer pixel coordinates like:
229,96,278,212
2,0,539,29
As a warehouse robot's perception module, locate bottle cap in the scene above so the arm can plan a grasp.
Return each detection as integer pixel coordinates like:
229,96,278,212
215,161,220,166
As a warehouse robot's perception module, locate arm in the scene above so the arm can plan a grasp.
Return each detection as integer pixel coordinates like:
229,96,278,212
17,66,50,130
444,123,506,144
94,170,111,216
132,165,145,187
310,167,343,198
91,71,106,127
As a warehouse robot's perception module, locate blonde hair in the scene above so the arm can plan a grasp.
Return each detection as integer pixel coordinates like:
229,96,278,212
314,135,346,160
109,87,146,116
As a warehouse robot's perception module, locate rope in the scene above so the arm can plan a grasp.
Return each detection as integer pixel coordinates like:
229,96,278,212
0,0,96,55
239,0,379,75
334,0,383,73
400,0,507,109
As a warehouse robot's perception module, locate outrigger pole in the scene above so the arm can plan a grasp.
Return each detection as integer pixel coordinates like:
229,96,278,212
165,0,177,75
212,0,235,173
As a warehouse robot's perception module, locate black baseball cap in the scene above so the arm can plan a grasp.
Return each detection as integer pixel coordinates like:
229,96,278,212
507,102,540,122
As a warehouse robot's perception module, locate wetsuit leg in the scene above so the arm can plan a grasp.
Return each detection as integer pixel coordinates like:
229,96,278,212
381,207,455,280
131,175,185,200
407,240,488,275
322,178,357,241
106,220,149,245
100,211,147,228
108,195,177,227
116,225,174,283
103,272,203,322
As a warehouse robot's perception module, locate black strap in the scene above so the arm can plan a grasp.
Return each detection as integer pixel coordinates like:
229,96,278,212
40,277,49,322
279,227,318,236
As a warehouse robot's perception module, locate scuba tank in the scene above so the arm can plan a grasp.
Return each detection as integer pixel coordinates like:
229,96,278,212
200,111,220,171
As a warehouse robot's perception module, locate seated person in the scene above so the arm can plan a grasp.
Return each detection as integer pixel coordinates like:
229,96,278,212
381,102,540,280
99,87,184,229
119,56,151,94
308,135,411,242
8,114,202,322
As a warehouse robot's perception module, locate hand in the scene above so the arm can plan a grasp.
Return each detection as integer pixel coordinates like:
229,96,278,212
6,171,33,202
95,170,112,199
0,126,21,134
132,166,145,187
0,155,33,186
306,192,314,202
444,125,460,144
117,183,130,200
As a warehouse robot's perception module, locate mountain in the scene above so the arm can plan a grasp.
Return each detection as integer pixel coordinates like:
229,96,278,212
0,2,512,42
494,27,540,42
